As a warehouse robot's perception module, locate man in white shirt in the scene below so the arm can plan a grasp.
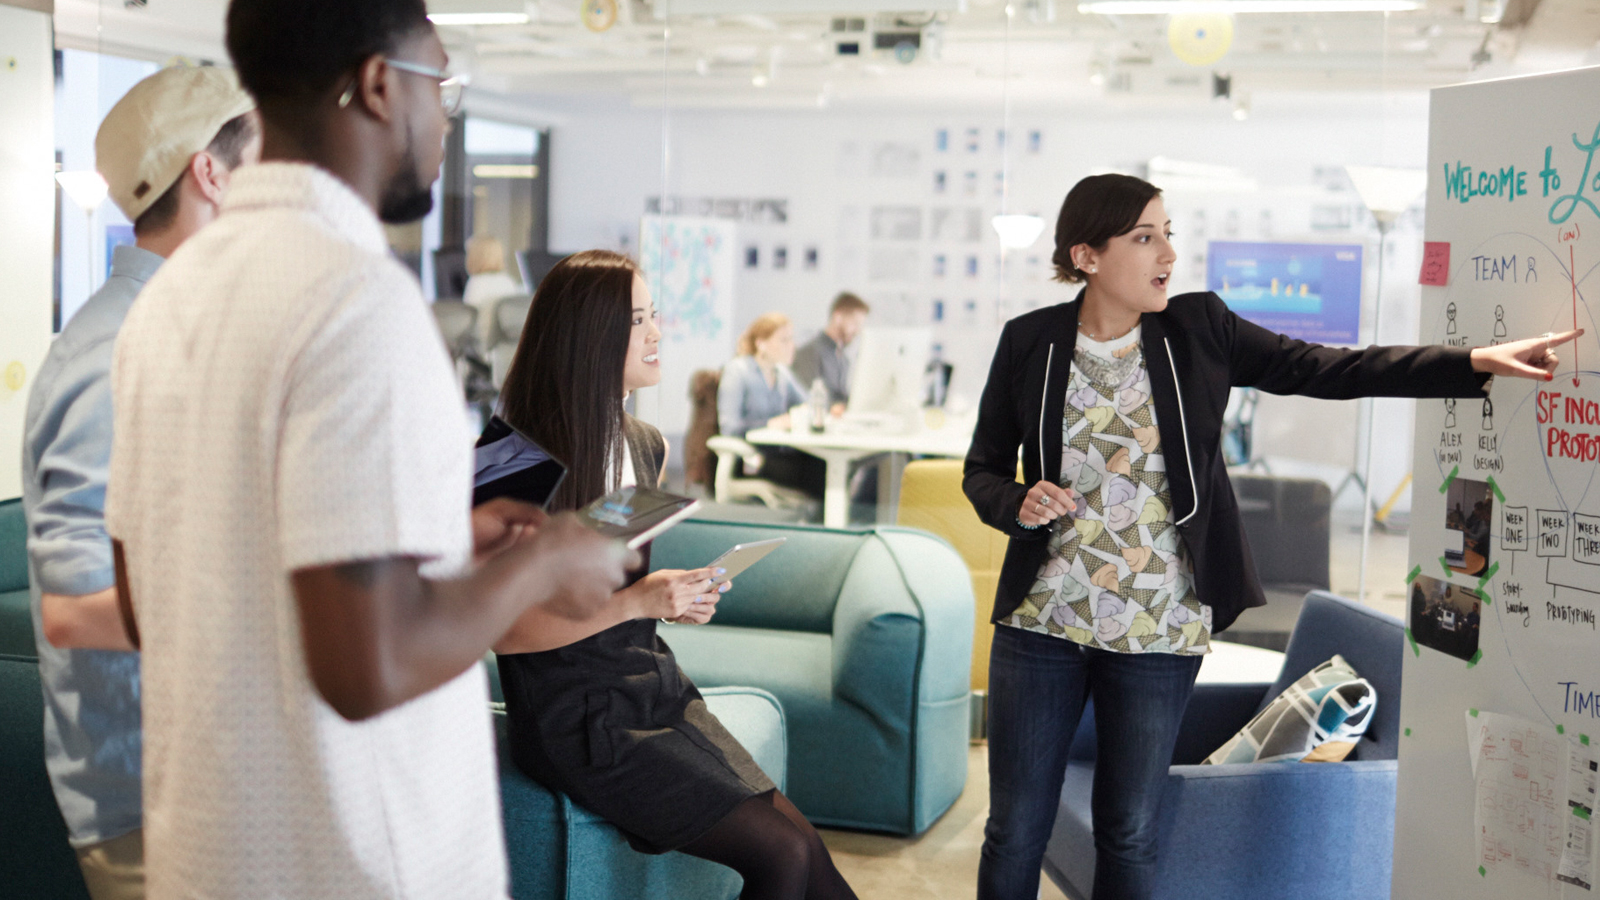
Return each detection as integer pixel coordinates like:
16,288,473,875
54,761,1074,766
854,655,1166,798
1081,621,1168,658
104,1,635,896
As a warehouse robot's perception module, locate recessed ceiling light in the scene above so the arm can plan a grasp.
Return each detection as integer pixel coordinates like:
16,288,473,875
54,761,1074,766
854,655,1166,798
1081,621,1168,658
428,12,530,25
1079,1,1419,13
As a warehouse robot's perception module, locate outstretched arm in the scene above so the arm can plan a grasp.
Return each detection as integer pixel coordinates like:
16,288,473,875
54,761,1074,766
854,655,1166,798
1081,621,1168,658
1469,329,1582,380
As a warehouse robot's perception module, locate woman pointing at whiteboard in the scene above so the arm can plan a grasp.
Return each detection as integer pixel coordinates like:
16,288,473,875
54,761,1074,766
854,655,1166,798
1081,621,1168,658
963,172,1577,900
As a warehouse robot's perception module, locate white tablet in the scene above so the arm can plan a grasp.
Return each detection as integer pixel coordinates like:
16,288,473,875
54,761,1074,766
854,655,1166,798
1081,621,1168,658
705,537,787,584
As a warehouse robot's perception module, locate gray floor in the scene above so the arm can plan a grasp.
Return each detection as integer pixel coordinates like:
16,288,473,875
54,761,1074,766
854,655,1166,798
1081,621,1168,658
817,508,1412,899
819,744,1070,900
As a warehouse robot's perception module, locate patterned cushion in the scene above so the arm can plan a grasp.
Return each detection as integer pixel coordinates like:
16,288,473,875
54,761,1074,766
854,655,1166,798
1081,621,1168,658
1203,654,1376,765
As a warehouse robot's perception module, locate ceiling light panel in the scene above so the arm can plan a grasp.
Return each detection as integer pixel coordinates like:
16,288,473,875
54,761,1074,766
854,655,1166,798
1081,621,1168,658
428,0,530,25
1079,1,1420,13
651,0,963,16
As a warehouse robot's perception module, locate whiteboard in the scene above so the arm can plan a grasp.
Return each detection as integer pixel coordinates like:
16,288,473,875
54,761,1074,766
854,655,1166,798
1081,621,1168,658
1396,65,1600,899
635,216,737,440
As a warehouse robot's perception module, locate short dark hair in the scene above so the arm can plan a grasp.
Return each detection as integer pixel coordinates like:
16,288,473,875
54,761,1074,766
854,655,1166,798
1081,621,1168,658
133,112,257,237
1050,174,1163,284
830,292,870,316
225,0,431,113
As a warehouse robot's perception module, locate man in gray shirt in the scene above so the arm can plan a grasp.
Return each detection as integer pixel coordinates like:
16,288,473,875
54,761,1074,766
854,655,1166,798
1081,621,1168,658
22,66,257,899
792,292,870,413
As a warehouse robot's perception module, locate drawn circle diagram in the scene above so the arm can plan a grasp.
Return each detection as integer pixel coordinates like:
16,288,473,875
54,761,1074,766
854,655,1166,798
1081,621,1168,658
1426,229,1600,727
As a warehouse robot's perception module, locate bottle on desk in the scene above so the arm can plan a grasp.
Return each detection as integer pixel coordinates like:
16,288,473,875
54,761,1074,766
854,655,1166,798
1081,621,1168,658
809,378,829,432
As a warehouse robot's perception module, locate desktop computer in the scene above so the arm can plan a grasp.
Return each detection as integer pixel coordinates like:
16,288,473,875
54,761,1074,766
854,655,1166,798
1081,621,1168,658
841,327,931,434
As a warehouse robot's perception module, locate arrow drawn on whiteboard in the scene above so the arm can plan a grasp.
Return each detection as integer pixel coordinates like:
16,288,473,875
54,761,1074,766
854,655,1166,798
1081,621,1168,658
1574,244,1583,387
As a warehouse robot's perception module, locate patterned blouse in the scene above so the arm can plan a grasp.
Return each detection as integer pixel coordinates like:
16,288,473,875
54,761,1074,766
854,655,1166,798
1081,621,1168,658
999,326,1213,655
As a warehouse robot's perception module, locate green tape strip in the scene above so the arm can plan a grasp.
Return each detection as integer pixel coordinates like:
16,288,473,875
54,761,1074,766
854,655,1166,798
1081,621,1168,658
1584,734,1591,746
1405,727,1413,737
1406,628,1420,657
1441,465,1460,494
1471,708,1480,717
1468,649,1483,668
1578,807,1592,821
1440,555,1453,576
1478,562,1500,592
1560,724,1567,735
1406,565,1423,585
1487,475,1505,504
1480,865,1487,877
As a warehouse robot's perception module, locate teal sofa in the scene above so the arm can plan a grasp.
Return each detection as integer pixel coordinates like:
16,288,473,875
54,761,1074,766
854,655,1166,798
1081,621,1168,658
491,669,787,900
651,519,975,835
0,497,91,898
0,497,788,900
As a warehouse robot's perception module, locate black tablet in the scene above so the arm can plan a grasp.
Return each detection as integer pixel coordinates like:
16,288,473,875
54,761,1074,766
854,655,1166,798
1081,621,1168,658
472,416,567,509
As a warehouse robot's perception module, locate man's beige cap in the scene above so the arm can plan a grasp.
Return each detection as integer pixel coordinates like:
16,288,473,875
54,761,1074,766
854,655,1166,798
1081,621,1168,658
95,65,255,222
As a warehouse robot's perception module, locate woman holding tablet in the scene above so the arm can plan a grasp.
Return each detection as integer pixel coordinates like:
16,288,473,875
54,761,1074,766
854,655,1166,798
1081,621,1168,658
491,250,858,900
964,173,1578,900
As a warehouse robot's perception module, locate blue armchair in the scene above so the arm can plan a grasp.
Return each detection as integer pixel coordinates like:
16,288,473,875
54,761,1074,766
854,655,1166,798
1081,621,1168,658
1044,591,1403,900
648,519,974,835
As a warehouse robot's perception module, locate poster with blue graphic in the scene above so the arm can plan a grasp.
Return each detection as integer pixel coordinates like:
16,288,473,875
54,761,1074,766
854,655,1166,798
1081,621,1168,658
639,216,736,439
1205,241,1363,344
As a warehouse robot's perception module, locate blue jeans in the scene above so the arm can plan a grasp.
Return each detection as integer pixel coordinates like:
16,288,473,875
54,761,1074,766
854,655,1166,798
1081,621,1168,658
978,626,1202,900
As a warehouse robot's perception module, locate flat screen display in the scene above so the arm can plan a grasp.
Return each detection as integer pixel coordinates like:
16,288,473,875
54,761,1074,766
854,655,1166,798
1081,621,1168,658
1205,241,1363,344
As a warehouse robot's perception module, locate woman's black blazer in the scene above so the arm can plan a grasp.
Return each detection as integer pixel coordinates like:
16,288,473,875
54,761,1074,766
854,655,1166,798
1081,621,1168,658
963,290,1491,633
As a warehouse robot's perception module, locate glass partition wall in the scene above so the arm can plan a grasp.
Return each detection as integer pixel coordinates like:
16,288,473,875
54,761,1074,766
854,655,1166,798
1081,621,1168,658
54,0,1552,630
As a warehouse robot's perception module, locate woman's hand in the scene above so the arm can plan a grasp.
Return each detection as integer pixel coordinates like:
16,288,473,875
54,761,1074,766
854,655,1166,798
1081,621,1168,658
767,413,791,430
1471,329,1584,380
621,567,729,624
1018,481,1079,528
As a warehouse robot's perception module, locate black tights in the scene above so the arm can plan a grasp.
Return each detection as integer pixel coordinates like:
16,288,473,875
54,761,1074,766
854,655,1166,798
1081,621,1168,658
680,790,858,900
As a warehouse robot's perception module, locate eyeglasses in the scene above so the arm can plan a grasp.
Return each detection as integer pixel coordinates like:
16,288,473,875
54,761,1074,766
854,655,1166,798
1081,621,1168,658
338,58,470,117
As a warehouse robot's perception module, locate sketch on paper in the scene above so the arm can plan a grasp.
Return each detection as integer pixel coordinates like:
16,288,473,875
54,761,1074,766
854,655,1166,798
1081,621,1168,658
1466,710,1594,890
870,206,923,241
638,216,736,436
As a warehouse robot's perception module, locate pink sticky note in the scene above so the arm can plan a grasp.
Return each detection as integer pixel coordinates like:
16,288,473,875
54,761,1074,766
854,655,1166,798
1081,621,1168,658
1420,242,1450,286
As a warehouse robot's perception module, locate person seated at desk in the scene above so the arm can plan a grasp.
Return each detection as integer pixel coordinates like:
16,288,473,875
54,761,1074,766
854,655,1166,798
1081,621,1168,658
489,251,859,900
792,292,869,415
717,313,826,498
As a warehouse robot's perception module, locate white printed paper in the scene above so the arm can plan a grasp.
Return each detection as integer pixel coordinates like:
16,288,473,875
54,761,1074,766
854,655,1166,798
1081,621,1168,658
1466,710,1566,885
1560,738,1598,891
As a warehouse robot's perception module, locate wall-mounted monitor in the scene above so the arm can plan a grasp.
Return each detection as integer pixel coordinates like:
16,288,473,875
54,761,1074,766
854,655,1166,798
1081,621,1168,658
1205,241,1363,344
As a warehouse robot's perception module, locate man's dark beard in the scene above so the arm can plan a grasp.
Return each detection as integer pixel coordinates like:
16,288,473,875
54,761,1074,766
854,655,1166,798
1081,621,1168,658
378,134,435,225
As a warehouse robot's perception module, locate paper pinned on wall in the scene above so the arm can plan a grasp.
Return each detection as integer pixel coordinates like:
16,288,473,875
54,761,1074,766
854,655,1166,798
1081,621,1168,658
1561,737,1598,891
1466,710,1594,890
1420,241,1451,286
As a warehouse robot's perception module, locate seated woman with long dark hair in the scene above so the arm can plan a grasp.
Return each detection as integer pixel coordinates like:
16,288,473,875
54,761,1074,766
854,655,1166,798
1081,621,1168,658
486,250,858,900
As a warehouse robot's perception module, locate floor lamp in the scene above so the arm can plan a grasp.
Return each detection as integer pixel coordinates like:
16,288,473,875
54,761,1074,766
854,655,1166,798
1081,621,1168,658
55,170,110,298
1345,165,1427,603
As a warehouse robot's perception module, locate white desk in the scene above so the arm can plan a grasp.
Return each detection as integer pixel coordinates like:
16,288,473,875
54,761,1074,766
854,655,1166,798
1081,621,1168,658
745,414,975,528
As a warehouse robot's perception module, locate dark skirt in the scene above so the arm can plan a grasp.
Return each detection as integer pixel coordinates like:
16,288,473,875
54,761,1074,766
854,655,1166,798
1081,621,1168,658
497,618,776,854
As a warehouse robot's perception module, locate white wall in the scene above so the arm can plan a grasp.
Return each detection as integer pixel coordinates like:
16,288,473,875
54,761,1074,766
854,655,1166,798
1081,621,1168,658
0,5,58,501
547,93,1432,510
